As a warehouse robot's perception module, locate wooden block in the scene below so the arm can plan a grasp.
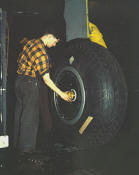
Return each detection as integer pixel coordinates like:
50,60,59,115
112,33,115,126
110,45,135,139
79,116,93,135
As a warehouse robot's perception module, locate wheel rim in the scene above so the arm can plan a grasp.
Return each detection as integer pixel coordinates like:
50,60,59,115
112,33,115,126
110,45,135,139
54,66,85,125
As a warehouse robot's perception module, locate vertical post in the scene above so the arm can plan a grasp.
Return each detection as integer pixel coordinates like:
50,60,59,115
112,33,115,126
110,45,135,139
0,8,7,135
86,0,89,37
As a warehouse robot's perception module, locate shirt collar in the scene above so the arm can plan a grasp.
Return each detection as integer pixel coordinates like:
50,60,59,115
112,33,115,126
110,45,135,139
38,38,50,52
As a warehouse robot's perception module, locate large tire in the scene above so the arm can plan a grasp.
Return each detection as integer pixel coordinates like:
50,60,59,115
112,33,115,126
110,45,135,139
49,39,127,149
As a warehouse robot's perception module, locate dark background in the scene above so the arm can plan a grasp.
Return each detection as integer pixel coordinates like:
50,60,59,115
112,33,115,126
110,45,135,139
1,0,139,175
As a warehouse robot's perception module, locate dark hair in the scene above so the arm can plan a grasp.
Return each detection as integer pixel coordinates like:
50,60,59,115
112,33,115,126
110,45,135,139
38,25,58,38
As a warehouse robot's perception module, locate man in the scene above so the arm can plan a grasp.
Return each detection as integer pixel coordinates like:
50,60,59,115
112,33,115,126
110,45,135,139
13,29,72,157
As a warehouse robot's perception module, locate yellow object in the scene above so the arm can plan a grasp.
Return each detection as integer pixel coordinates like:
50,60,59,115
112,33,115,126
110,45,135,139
68,90,75,100
79,116,94,135
89,22,107,48
85,0,107,48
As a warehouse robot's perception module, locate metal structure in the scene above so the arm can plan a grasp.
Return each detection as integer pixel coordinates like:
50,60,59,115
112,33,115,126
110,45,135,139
64,0,89,41
64,0,107,47
0,8,9,148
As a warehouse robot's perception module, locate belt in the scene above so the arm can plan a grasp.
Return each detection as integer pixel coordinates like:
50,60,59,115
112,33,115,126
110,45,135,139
16,74,36,79
16,74,38,82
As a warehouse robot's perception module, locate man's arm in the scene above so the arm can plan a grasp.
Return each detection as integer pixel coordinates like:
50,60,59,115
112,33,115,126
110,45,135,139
42,73,72,102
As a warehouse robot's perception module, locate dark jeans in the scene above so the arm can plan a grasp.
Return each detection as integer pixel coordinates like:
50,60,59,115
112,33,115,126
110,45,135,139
13,75,39,153
39,79,52,134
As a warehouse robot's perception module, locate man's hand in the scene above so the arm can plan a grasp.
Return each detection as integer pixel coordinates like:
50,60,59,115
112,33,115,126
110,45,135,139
60,91,72,102
43,73,72,103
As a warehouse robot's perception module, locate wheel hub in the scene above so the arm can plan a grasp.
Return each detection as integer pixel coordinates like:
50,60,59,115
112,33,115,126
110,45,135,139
54,66,85,125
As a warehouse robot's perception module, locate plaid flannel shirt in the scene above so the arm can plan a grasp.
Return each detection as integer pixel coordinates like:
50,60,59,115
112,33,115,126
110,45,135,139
17,39,50,78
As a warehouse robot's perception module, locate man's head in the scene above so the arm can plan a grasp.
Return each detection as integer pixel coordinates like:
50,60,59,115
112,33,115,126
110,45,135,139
41,33,59,48
39,26,60,48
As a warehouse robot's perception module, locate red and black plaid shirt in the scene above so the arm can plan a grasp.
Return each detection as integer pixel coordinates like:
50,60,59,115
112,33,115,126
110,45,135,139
17,38,50,78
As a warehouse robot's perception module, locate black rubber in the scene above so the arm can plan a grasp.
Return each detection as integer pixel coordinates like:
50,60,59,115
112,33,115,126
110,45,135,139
49,39,128,149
